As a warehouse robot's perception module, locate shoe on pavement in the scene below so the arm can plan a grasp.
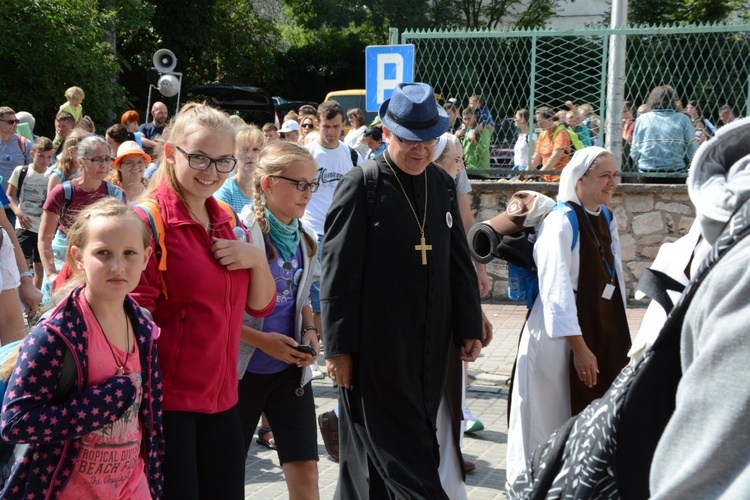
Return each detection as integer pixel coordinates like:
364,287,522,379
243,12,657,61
318,410,339,462
463,459,476,473
311,364,325,380
464,419,485,433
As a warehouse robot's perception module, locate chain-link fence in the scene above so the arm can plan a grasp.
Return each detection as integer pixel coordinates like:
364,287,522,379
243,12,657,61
402,23,750,177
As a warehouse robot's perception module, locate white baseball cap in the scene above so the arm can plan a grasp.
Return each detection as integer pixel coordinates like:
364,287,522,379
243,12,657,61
279,120,300,133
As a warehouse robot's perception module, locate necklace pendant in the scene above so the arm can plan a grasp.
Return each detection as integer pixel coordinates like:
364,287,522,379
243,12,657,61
118,366,125,375
415,235,432,265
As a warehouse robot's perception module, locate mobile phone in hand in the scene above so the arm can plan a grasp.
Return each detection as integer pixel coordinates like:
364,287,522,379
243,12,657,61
294,344,317,356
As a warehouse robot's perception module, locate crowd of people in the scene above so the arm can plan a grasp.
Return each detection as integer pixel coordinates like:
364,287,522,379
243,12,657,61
0,82,494,499
0,78,746,499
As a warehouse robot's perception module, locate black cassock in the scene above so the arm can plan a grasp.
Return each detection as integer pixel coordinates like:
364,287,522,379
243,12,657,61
321,155,482,499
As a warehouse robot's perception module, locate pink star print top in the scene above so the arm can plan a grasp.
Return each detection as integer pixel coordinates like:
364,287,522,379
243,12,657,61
60,297,150,499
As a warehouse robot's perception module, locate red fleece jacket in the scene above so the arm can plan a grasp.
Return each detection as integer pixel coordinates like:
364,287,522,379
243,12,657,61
132,184,274,413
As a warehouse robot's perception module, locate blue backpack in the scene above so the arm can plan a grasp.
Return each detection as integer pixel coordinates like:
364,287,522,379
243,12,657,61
518,202,612,308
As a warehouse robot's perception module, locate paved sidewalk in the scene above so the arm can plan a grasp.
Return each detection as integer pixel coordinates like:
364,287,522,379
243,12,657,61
244,302,646,499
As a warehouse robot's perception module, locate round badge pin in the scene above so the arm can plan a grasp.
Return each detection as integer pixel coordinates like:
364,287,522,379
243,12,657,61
446,212,453,228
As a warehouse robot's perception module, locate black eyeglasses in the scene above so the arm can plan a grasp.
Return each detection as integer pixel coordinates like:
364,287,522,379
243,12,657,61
393,135,440,149
1,119,20,125
270,175,319,193
174,145,237,173
300,123,315,129
82,156,115,165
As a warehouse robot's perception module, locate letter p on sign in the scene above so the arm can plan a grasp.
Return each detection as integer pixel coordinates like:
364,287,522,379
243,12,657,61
365,45,415,112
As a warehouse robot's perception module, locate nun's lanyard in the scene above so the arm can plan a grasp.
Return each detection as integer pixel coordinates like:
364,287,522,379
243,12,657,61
581,209,615,283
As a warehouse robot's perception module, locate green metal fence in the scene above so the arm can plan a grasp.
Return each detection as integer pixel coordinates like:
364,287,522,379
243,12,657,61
401,23,750,177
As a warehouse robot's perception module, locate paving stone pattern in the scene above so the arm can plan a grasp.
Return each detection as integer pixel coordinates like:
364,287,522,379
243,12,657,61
243,303,646,499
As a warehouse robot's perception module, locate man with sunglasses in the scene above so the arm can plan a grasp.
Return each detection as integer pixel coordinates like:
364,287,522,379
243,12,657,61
0,107,33,226
321,82,483,499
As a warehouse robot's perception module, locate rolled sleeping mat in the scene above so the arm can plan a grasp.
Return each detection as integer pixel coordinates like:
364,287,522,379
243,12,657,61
468,222,500,264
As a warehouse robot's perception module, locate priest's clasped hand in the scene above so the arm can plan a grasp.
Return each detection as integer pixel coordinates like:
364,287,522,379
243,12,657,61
326,354,353,389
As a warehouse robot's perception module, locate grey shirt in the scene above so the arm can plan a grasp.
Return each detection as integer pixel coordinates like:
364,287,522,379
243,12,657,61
650,235,750,498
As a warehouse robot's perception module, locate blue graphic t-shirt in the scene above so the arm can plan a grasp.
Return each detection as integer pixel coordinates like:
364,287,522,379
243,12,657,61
247,240,303,375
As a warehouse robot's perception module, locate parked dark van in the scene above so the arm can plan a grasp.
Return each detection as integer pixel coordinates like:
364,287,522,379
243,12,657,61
189,85,275,126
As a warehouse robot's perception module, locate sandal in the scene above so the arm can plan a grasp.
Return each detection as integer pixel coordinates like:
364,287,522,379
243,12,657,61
256,426,276,450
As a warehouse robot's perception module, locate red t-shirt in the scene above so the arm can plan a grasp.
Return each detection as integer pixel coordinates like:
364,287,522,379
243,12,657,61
42,181,126,234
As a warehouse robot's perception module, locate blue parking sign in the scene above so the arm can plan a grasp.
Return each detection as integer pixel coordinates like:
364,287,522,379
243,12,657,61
365,45,415,112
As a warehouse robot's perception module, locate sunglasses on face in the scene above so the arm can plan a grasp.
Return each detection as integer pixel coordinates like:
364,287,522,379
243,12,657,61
0,119,20,125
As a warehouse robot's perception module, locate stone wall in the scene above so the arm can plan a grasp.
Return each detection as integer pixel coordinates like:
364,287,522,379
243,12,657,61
468,181,695,304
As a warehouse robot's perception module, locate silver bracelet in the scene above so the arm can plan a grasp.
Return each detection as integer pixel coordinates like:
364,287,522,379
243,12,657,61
19,271,33,279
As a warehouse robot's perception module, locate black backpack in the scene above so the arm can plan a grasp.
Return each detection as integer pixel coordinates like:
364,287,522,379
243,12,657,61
508,197,750,499
359,159,454,217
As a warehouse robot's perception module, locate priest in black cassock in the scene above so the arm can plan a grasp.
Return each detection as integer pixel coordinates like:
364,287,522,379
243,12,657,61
321,82,484,499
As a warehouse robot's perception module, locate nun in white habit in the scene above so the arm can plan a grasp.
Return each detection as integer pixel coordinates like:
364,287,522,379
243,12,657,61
505,147,629,487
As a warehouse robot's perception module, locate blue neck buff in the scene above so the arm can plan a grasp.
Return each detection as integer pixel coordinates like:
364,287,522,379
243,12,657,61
266,208,300,261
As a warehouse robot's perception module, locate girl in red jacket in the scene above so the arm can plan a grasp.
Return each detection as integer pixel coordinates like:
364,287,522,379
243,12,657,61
131,103,276,499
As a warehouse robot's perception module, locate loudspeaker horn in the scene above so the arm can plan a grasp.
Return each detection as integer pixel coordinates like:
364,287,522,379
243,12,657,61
157,74,180,97
153,49,177,73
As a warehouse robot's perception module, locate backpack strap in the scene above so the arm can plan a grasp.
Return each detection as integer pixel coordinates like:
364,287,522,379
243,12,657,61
554,202,611,250
133,199,239,299
360,159,380,217
553,202,580,250
60,180,74,221
134,199,169,298
348,146,360,168
15,166,28,200
551,124,574,154
104,181,124,201
215,199,239,228
16,135,29,158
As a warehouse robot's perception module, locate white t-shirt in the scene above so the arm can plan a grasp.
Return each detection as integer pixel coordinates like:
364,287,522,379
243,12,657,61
9,165,48,232
0,228,20,291
513,132,536,167
344,126,369,157
302,141,360,237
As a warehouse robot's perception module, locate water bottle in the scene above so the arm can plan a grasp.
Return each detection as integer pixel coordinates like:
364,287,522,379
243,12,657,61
507,262,529,302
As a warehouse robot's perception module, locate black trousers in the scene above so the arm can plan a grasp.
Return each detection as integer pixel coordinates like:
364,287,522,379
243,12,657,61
161,406,246,500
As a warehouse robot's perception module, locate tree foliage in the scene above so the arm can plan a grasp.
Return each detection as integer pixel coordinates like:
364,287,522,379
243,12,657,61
458,0,561,29
629,0,746,23
1,0,747,133
0,0,150,137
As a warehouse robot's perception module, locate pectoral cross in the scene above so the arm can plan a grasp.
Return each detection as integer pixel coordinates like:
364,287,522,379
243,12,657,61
415,236,432,265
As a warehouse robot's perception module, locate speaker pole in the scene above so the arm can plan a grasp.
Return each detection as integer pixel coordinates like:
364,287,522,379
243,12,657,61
174,73,183,113
146,85,153,126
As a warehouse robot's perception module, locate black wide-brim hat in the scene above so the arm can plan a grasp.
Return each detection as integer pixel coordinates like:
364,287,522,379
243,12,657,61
378,82,449,142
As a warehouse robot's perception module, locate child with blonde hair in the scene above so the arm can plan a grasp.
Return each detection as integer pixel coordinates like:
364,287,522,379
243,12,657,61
1,198,164,498
214,124,265,213
237,140,321,499
60,86,85,125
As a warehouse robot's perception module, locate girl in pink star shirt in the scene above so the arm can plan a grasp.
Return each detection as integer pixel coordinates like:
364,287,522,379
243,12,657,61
0,198,165,499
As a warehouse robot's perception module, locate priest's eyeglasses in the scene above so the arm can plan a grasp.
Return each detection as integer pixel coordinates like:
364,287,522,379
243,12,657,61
174,145,237,173
270,175,320,193
393,135,440,149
